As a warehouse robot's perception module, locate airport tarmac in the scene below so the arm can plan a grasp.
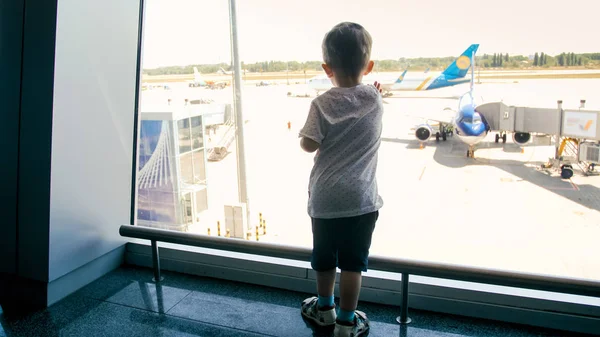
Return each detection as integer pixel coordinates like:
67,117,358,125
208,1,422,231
141,78,600,283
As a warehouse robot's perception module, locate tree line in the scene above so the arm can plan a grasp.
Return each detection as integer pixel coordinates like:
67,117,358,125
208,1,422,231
532,52,584,66
143,52,599,76
478,52,596,68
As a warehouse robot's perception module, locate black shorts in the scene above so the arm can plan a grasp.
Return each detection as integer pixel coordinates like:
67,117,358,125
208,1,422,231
310,211,378,273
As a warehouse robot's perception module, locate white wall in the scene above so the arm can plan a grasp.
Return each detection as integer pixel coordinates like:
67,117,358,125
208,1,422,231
49,0,141,281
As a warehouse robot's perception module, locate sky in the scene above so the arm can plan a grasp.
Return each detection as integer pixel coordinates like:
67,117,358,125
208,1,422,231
141,0,600,68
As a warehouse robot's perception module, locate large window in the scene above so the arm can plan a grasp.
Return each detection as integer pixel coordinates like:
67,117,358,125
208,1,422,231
136,0,600,286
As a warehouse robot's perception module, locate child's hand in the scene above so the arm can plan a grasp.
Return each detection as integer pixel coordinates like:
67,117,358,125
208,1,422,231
373,81,382,94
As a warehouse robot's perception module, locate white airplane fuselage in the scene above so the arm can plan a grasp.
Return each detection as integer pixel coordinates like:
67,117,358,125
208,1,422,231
308,71,471,94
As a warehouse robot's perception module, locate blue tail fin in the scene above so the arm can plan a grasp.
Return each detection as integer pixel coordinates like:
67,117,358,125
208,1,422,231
441,44,479,79
395,68,409,83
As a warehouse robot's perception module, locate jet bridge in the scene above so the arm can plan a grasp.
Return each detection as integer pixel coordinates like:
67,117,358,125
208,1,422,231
476,101,600,178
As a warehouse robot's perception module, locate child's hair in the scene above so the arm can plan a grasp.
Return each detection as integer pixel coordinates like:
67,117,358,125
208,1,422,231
322,22,373,78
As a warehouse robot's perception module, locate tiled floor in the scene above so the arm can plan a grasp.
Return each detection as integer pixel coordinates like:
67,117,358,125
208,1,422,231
0,265,595,336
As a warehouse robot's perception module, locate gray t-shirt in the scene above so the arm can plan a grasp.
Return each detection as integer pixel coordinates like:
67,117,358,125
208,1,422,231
299,84,384,219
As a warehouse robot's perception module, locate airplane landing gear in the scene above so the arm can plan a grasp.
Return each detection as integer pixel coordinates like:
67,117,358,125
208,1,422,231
466,145,475,158
495,132,507,143
436,125,450,142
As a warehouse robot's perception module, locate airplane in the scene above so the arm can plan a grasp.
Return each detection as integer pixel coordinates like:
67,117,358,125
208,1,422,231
142,82,171,91
365,68,408,95
187,67,229,89
307,44,479,96
188,67,207,87
411,45,494,158
413,92,491,158
382,43,480,94
217,67,247,76
218,67,233,75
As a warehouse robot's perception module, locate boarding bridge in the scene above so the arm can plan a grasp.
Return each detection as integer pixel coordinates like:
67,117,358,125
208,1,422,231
138,101,230,231
476,101,600,178
206,104,236,162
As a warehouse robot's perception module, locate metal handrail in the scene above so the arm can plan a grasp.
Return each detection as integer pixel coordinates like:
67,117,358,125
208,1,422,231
120,224,600,325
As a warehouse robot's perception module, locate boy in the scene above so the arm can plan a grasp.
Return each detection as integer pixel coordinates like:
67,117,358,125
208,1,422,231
299,22,383,337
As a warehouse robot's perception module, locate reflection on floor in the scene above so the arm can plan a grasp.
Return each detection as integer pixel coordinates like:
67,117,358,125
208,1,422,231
0,265,595,337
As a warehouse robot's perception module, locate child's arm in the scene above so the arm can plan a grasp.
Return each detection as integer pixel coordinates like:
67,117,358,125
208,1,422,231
373,81,382,94
300,137,319,153
298,101,327,153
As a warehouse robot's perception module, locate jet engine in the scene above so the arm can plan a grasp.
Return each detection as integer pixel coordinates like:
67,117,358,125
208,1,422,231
415,124,433,142
512,132,531,145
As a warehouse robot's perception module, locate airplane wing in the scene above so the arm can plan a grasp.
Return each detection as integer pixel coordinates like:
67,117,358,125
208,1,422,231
404,107,456,125
401,89,483,126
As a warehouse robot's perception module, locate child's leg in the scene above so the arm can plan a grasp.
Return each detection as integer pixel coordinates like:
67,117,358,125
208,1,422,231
339,271,362,312
336,211,378,323
316,268,336,305
300,217,338,327
311,217,337,307
317,268,336,297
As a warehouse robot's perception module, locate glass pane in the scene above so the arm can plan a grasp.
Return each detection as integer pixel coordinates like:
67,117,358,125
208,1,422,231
195,188,208,215
178,118,192,153
191,116,203,150
179,151,194,184
137,120,179,226
135,0,600,289
137,0,232,233
193,149,206,183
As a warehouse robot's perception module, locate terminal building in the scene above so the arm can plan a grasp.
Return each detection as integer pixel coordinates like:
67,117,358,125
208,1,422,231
137,102,230,231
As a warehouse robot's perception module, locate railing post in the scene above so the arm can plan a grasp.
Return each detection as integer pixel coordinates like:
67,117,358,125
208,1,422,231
151,240,163,282
396,273,411,324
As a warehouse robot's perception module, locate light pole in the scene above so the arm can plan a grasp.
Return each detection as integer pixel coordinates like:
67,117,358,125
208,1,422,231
228,0,251,227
